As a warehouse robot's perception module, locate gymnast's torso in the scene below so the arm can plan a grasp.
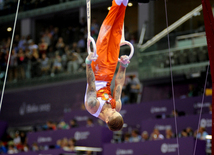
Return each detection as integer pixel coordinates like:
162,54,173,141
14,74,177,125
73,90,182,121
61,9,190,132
84,81,120,117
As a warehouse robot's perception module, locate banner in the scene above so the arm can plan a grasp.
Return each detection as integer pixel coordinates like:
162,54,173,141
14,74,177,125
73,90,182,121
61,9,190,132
0,80,86,127
103,137,206,155
0,77,211,128
63,109,99,127
63,96,212,128
141,114,212,135
120,96,211,126
27,126,112,147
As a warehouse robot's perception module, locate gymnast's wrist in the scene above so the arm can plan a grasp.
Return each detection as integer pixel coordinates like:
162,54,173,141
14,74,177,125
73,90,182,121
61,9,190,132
85,58,92,65
120,63,129,68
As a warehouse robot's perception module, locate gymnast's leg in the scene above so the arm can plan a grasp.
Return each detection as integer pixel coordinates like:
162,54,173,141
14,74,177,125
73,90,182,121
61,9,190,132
91,0,128,82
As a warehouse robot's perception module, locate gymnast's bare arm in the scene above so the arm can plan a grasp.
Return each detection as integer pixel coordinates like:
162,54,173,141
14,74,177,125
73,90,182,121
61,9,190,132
113,55,128,112
85,54,99,114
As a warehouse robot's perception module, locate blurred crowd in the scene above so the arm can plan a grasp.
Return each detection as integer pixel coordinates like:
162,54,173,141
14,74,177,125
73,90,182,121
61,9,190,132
0,18,96,81
112,109,210,144
0,17,137,83
120,126,208,143
0,116,209,154
0,118,98,154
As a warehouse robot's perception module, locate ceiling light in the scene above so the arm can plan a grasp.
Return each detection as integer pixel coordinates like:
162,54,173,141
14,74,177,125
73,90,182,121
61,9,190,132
7,27,12,32
128,2,133,7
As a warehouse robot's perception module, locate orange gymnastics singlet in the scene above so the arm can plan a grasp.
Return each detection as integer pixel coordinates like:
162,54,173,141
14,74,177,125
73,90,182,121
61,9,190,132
91,0,126,83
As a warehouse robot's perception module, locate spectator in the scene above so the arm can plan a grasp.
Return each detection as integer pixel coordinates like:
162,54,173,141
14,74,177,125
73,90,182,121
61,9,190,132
50,52,62,77
179,129,188,137
70,42,82,54
194,127,208,140
58,121,69,129
24,48,32,79
165,129,174,139
8,49,17,82
126,75,141,103
63,45,70,69
18,36,27,51
17,48,26,80
55,139,61,149
86,118,94,127
169,109,178,118
55,37,65,55
66,43,83,73
30,48,40,78
129,129,141,142
52,27,60,47
0,141,7,153
14,35,20,49
61,138,69,150
150,128,164,140
40,53,50,76
32,142,39,151
64,138,76,152
141,131,149,142
28,40,38,54
47,46,55,58
20,132,26,145
123,133,131,143
69,119,78,128
46,121,57,130
38,38,48,57
77,33,85,53
187,84,198,97
0,49,6,77
42,29,52,46
7,144,18,154
22,143,29,152
121,91,129,105
186,127,193,137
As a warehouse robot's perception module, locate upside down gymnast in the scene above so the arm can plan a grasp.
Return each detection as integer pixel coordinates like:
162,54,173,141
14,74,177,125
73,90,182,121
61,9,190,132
84,0,131,131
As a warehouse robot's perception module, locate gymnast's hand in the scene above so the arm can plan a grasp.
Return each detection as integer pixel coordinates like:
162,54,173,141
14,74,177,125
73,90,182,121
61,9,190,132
87,52,98,62
119,55,130,65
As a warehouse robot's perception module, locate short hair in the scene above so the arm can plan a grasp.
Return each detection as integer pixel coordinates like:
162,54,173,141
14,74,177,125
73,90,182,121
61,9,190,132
107,115,124,131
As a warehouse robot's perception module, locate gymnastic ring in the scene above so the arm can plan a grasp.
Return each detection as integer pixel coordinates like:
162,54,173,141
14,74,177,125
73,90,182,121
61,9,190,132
119,40,134,61
87,36,97,57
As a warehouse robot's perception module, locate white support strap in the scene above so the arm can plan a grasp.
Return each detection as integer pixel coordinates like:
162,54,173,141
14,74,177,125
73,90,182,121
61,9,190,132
86,0,97,57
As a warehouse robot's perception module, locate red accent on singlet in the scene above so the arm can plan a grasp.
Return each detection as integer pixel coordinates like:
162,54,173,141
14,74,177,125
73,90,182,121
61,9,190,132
96,82,116,109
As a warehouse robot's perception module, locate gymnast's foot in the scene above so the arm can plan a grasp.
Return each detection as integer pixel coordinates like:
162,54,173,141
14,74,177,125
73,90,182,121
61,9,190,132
115,0,129,6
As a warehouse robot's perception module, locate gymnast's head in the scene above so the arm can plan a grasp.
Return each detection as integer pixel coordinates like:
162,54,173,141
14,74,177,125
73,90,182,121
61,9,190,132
105,110,124,131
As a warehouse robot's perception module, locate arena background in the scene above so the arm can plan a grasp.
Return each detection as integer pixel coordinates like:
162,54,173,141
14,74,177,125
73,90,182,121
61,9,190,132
0,0,212,155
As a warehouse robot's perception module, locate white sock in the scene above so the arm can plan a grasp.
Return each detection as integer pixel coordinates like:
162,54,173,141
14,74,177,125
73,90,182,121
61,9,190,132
115,0,123,5
123,0,129,6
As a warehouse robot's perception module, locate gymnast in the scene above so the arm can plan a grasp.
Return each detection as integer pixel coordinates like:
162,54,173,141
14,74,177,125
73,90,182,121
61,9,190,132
84,0,131,131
